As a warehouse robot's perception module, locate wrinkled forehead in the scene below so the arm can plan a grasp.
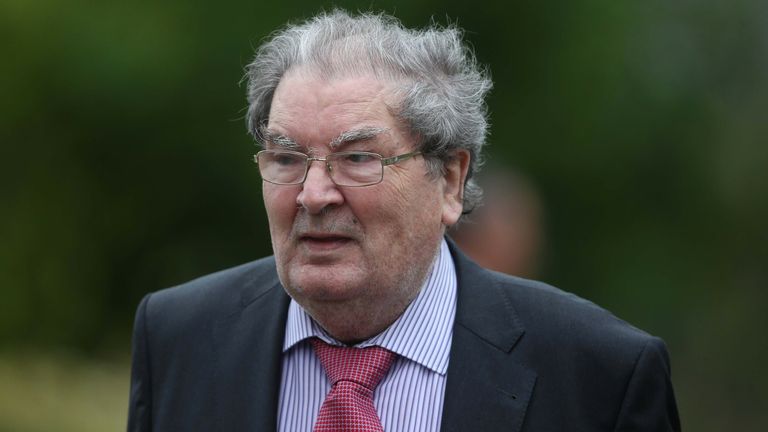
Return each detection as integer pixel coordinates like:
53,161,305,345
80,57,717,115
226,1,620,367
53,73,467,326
265,69,412,147
274,66,405,108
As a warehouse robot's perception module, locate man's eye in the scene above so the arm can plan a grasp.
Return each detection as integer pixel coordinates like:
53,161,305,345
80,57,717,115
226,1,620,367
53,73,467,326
274,154,303,166
343,153,377,164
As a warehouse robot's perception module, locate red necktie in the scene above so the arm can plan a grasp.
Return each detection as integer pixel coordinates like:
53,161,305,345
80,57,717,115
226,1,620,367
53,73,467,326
310,338,396,432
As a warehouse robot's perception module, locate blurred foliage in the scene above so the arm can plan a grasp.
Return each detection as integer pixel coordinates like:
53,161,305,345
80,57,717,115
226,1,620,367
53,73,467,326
0,0,766,430
0,351,128,432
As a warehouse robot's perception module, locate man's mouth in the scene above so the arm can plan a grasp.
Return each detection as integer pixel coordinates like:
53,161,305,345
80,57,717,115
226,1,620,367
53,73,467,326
298,233,353,250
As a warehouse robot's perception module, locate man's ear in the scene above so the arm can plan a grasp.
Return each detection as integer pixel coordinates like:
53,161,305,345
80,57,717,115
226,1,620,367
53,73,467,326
441,149,470,226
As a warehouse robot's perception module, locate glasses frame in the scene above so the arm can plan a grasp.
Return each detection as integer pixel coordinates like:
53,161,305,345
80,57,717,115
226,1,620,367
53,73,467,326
254,149,422,187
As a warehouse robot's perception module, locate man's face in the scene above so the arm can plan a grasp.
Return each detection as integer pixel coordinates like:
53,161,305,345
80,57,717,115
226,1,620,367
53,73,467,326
262,70,466,339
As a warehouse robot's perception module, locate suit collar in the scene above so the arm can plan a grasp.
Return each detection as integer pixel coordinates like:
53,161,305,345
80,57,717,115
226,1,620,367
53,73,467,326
447,237,525,352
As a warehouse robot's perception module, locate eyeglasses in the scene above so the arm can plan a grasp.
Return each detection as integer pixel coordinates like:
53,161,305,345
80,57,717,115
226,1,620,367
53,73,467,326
254,149,422,187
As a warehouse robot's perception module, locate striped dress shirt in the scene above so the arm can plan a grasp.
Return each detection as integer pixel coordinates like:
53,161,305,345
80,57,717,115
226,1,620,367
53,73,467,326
277,239,457,432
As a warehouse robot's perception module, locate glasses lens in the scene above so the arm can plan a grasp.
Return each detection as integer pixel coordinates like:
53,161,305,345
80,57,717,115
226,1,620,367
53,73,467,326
328,152,383,186
258,151,307,184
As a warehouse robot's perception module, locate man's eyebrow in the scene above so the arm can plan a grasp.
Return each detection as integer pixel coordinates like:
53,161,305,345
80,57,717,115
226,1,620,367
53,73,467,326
258,127,301,150
329,127,389,148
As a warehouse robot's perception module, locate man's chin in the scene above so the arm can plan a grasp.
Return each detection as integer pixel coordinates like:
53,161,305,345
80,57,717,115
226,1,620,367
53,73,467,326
291,285,367,309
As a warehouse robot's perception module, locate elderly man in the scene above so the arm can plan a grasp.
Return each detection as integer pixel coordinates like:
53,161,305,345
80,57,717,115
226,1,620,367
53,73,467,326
128,10,680,432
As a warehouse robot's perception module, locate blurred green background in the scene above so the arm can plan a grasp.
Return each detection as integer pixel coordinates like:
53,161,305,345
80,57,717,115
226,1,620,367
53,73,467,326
1,0,766,430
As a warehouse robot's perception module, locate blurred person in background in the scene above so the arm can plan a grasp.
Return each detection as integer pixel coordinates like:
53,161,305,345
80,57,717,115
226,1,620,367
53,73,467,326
128,9,680,432
450,167,544,278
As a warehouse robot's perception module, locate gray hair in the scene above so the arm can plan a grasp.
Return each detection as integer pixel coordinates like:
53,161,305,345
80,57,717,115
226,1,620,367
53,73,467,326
244,9,492,213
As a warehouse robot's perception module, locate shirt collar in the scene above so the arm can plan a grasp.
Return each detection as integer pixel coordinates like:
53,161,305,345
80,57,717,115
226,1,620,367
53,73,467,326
283,238,457,375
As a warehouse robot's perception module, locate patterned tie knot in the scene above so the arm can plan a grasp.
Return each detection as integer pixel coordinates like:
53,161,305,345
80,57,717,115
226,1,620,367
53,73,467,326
310,338,396,432
310,338,396,391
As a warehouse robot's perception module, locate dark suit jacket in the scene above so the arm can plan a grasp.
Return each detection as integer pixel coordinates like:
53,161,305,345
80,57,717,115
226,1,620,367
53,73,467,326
128,241,680,431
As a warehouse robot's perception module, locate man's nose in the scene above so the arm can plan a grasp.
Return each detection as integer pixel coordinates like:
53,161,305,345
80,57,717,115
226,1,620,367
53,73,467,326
296,160,344,214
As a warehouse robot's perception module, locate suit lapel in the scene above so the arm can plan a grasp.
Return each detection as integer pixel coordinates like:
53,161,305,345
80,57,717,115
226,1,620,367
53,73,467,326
212,272,290,432
441,240,537,432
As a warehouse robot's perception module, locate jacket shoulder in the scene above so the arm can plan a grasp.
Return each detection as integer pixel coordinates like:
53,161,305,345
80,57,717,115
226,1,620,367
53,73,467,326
140,256,280,334
489,272,679,431
498,271,655,352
